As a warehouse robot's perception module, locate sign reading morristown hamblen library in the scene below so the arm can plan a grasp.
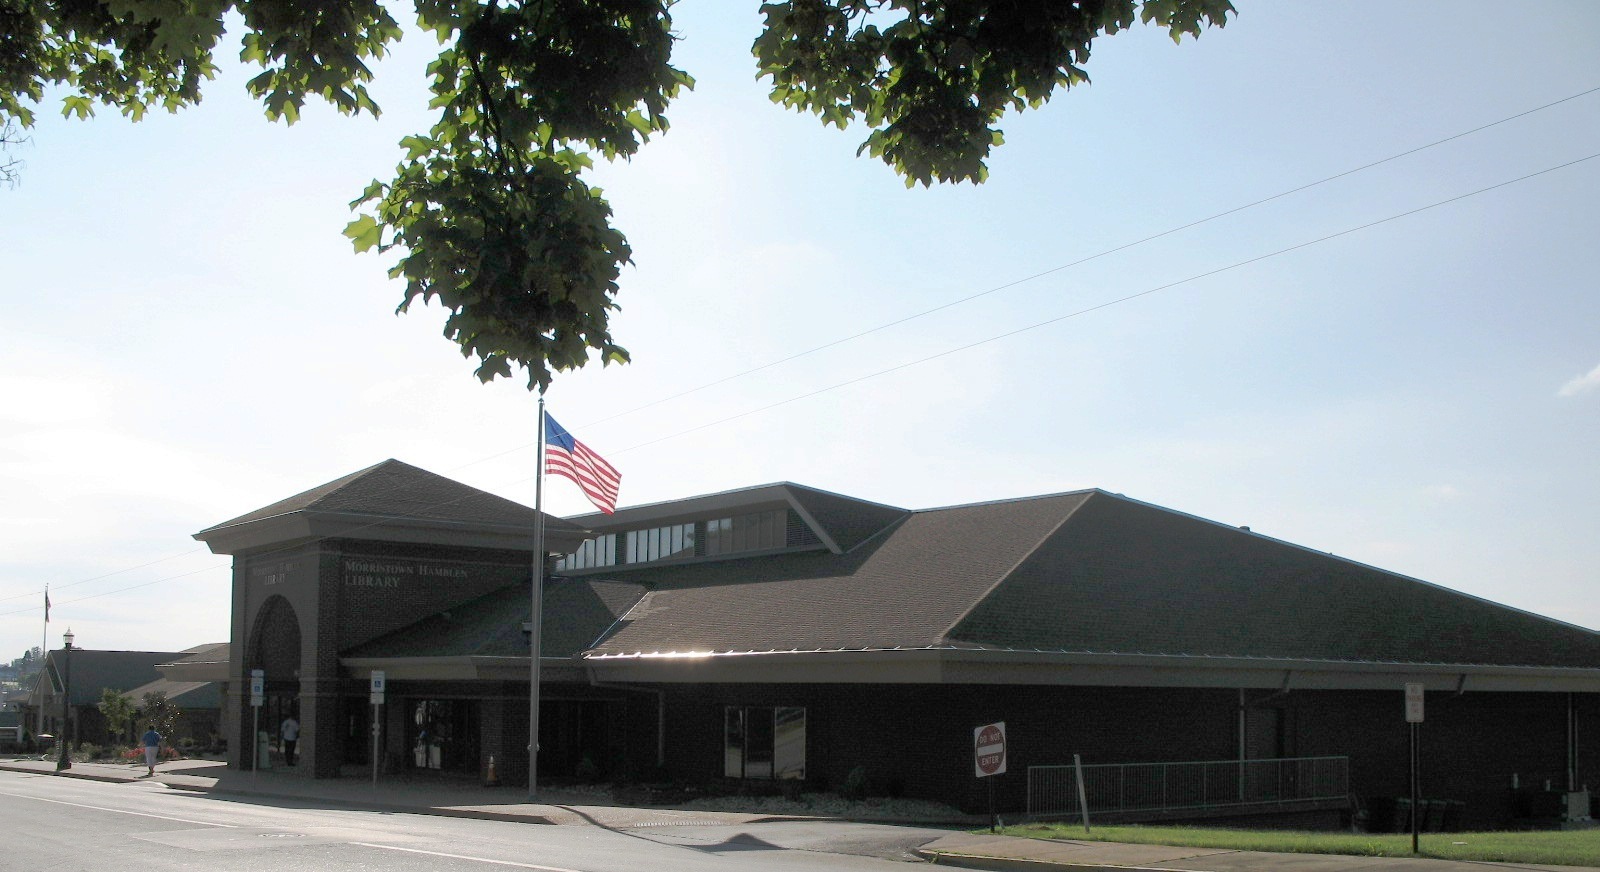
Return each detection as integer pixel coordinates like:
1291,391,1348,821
974,721,1007,778
341,559,470,589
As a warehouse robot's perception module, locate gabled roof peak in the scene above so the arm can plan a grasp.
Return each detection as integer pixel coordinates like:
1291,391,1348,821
194,459,586,555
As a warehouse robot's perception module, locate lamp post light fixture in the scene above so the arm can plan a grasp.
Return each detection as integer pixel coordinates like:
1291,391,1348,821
55,628,73,772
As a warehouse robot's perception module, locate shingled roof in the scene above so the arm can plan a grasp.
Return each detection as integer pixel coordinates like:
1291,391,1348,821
948,492,1600,668
585,492,1093,656
345,577,647,660
579,490,1600,670
195,459,588,555
311,479,1600,687
41,650,188,706
201,459,577,533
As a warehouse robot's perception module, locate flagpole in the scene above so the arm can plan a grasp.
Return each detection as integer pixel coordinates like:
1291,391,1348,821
39,585,48,741
529,398,547,801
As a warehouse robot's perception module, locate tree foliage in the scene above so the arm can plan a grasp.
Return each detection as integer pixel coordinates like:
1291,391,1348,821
140,690,182,739
97,688,136,745
2,0,1231,390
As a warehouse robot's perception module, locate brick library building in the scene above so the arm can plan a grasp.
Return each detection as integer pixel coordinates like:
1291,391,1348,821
187,459,1600,829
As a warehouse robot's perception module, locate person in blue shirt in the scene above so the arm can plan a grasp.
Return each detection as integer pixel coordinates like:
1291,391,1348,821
141,724,161,777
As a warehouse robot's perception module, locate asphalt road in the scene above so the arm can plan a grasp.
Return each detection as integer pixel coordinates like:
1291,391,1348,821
0,770,950,872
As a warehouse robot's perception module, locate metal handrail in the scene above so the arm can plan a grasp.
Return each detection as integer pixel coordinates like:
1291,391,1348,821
1027,755,1349,821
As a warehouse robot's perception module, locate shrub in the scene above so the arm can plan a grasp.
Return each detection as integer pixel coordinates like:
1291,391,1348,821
842,765,869,800
122,745,183,762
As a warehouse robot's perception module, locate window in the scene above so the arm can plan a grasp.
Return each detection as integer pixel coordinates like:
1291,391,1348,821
625,523,695,564
557,534,617,571
724,706,805,780
705,509,787,556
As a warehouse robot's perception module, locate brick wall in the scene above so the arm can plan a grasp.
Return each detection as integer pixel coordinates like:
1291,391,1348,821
646,682,1597,827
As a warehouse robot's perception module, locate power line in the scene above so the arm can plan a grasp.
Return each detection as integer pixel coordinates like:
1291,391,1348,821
0,548,210,603
606,151,1600,456
573,85,1600,433
0,563,226,619
6,89,1596,618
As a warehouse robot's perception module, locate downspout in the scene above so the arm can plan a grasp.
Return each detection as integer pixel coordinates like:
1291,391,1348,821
1238,688,1247,803
1238,688,1247,762
587,668,665,769
1569,692,1578,794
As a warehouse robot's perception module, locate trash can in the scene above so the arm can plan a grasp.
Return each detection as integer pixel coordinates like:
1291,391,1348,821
256,731,273,769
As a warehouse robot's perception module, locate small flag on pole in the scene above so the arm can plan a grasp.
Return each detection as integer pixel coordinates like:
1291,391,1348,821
44,588,50,622
544,413,621,514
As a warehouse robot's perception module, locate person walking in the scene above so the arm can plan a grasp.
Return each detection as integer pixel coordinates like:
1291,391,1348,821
140,724,161,777
281,714,300,767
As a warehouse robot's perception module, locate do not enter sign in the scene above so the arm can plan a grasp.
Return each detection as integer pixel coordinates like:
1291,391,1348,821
974,721,1007,777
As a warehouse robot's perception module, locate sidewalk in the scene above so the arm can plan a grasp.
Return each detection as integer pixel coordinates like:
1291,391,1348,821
917,831,1598,872
3,757,1593,872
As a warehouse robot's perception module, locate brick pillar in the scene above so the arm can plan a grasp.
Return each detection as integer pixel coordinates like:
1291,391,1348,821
306,548,342,778
302,677,342,778
229,561,251,770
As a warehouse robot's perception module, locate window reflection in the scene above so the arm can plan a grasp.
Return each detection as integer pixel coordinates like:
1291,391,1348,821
556,534,617,570
723,705,805,780
705,510,786,556
625,523,695,563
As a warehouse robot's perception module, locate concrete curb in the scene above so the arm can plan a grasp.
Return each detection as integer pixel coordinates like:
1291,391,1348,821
0,764,139,786
917,847,1147,872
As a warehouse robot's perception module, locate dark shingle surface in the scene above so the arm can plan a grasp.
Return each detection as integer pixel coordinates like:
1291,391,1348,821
200,459,582,535
345,577,647,659
950,492,1600,667
586,493,1092,655
165,642,230,666
46,650,188,706
786,485,908,551
125,677,221,709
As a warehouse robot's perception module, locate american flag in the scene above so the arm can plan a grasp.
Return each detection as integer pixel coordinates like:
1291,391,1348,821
544,413,621,514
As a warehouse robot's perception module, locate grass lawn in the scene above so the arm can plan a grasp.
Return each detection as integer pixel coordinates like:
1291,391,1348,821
997,822,1600,867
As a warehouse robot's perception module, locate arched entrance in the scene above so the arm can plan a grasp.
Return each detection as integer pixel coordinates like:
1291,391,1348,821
245,595,302,767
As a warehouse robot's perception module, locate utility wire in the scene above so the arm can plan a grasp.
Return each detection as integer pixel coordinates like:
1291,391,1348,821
605,151,1600,457
9,150,1595,620
6,89,1596,616
0,549,209,603
0,564,225,619
573,85,1600,433
8,148,1597,619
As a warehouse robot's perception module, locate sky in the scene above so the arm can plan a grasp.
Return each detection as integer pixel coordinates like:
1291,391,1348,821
2,1,1598,660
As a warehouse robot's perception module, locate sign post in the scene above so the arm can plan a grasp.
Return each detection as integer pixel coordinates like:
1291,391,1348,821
370,671,385,787
974,722,1007,833
1073,753,1092,833
1405,683,1424,854
250,669,264,779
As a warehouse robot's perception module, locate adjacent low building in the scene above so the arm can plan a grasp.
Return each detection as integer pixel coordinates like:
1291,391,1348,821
26,645,223,748
194,459,1600,828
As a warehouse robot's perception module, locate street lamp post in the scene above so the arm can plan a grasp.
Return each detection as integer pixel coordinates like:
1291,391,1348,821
55,629,73,772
